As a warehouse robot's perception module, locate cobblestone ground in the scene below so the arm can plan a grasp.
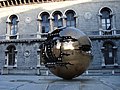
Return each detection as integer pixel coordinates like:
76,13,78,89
0,75,120,90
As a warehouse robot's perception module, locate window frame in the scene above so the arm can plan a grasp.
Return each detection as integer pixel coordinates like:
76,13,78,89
6,14,19,39
98,7,115,35
41,12,50,33
4,45,17,67
52,11,63,29
65,10,76,27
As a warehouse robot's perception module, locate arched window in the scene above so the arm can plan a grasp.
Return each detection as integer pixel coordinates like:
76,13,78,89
37,12,50,38
65,10,76,27
41,12,50,33
98,7,115,35
53,11,63,29
5,45,17,67
6,14,19,39
101,7,112,30
10,15,18,35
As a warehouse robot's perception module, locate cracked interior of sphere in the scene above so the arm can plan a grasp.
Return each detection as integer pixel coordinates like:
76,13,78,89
40,27,93,79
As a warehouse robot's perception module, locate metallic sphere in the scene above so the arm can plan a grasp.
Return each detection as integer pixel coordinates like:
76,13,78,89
40,27,93,79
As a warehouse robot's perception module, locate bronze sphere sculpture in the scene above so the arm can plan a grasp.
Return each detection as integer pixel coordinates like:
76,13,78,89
40,27,93,79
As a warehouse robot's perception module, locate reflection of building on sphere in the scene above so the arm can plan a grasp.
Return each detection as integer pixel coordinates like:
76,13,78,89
40,27,93,79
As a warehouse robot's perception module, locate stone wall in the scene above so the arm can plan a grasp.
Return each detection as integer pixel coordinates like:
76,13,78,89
0,0,120,75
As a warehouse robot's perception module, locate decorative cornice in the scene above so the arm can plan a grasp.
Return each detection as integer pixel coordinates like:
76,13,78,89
1,35,120,44
0,38,45,44
0,0,66,8
89,35,120,40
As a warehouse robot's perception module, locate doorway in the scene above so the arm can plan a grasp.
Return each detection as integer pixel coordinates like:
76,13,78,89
103,42,114,65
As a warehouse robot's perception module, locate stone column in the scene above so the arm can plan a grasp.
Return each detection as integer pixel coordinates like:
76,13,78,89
19,0,22,4
101,57,105,67
75,15,78,27
4,50,8,67
6,1,10,6
33,0,35,3
11,0,14,5
28,0,31,3
75,16,79,27
23,0,27,4
113,46,118,67
42,0,44,3
37,0,39,3
101,47,105,67
17,33,19,39
3,1,6,6
111,14,116,35
37,49,41,67
14,50,18,67
0,2,2,7
37,19,42,38
6,22,11,40
49,16,54,32
63,15,66,27
37,48,44,75
14,0,18,5
98,14,103,35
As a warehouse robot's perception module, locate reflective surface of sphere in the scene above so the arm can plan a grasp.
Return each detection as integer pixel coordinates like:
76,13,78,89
40,27,93,79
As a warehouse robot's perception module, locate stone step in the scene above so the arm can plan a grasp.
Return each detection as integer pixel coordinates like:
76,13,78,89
82,69,120,76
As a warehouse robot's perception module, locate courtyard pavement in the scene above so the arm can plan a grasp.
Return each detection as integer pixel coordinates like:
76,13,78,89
0,75,120,90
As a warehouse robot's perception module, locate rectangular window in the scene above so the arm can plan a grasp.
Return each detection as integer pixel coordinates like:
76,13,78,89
109,52,113,58
67,21,70,27
102,19,105,24
107,19,110,23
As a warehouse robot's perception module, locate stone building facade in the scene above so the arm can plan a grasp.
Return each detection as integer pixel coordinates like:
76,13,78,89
0,0,120,75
